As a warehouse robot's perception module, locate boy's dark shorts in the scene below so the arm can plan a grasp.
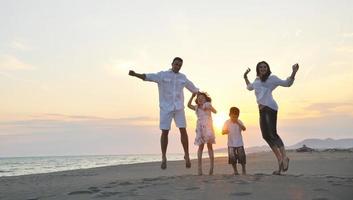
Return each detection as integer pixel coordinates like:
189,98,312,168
228,146,246,165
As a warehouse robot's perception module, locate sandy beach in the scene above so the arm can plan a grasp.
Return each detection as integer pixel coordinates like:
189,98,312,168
1,151,352,200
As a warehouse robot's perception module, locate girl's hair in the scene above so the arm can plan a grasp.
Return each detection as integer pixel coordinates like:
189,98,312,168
256,61,272,82
195,92,212,105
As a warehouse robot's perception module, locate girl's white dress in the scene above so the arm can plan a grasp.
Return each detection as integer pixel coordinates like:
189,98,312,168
194,102,216,145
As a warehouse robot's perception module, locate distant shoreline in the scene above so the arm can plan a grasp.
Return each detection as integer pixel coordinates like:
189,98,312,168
1,151,352,200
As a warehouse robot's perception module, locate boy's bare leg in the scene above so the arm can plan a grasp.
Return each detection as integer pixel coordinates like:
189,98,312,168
207,143,214,175
160,130,169,169
197,144,204,175
179,128,191,168
241,164,246,175
232,164,239,175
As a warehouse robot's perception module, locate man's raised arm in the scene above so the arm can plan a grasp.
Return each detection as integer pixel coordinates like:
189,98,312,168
129,70,146,80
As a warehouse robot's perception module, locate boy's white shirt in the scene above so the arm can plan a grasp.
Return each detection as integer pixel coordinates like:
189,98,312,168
246,75,294,111
145,69,199,112
223,119,244,147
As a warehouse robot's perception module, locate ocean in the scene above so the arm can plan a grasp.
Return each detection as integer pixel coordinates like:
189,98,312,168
0,153,227,177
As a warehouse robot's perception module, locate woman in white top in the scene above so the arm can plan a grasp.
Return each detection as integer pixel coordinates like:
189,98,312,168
244,61,299,175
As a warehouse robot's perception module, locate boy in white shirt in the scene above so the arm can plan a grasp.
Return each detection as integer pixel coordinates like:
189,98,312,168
222,107,247,175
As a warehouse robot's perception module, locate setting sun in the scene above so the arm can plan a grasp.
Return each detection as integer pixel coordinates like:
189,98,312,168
213,112,228,133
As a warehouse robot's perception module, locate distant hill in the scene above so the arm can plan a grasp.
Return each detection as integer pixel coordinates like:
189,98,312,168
288,138,353,149
214,138,353,154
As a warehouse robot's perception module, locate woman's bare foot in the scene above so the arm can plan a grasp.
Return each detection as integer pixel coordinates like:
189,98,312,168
273,161,283,175
272,170,281,175
282,157,290,172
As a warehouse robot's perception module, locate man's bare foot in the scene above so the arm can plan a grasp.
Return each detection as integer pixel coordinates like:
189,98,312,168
282,157,290,172
184,156,191,168
198,168,203,176
209,168,213,175
161,157,167,170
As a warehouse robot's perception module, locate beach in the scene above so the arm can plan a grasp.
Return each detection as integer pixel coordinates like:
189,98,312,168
1,151,352,200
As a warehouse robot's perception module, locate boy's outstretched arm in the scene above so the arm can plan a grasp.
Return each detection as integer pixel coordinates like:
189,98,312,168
222,129,229,135
187,93,197,110
129,70,146,80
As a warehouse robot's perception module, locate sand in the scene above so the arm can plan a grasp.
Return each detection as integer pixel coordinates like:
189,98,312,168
0,151,352,200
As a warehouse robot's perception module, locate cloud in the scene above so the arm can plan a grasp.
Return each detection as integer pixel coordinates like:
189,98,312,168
304,103,353,115
295,29,302,37
0,54,34,70
0,114,158,136
342,32,353,38
104,59,136,76
10,40,31,51
335,46,353,54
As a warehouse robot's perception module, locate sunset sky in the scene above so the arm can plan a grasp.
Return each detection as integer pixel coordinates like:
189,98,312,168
1,0,353,157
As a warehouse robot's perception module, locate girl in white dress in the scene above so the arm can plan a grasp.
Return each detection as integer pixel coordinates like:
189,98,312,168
188,92,217,175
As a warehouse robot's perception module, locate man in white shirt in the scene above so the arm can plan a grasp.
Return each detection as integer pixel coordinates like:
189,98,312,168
129,57,199,169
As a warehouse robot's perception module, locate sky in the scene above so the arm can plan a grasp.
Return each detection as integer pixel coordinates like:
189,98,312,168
1,0,353,157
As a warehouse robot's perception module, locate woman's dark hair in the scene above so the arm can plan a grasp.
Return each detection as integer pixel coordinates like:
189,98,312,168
256,61,272,82
195,92,212,105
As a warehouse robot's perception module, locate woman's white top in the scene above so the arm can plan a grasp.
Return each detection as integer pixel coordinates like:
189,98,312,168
247,75,294,111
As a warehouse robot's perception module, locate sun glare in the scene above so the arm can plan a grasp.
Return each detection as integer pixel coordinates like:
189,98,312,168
213,112,228,133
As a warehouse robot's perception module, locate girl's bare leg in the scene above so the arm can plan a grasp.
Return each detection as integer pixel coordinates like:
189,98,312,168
197,144,204,175
207,143,214,175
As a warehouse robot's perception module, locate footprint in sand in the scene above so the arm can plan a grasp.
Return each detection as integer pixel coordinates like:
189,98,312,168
184,186,200,191
88,186,101,193
68,190,93,195
313,188,329,192
230,192,252,196
95,191,121,198
119,181,132,186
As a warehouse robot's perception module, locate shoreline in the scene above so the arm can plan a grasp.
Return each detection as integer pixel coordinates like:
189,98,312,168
1,151,353,199
1,148,352,178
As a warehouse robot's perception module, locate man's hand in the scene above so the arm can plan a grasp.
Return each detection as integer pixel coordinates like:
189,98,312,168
128,70,135,76
292,63,299,73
